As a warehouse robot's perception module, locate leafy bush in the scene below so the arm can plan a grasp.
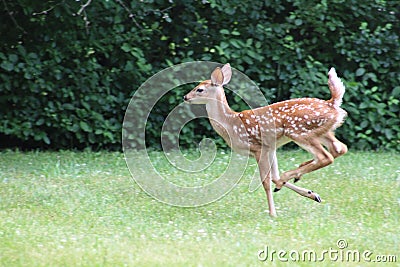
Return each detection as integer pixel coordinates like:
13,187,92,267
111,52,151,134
0,0,399,151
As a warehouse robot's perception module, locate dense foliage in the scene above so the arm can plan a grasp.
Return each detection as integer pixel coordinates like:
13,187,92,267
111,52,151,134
1,0,399,150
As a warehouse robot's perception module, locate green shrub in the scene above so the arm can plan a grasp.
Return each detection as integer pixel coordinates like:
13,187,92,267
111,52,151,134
0,0,398,151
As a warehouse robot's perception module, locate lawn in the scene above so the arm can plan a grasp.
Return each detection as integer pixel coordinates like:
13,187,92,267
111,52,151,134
0,150,399,266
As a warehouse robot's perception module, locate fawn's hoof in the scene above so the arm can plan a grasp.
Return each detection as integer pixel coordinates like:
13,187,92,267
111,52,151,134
314,194,322,203
269,212,277,218
308,190,322,203
294,178,300,183
274,182,286,192
274,181,286,192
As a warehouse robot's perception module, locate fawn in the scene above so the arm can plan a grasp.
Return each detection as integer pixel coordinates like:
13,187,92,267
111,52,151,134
183,63,347,217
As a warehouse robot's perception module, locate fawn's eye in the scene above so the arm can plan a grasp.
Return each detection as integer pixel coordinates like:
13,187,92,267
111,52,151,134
196,88,204,93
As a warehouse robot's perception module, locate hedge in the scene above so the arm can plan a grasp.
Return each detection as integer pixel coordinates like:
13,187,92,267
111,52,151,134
0,0,399,151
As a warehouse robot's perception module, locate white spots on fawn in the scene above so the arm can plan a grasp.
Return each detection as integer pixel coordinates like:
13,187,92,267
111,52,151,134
294,117,302,121
252,125,259,136
317,120,324,127
239,133,249,139
228,96,342,146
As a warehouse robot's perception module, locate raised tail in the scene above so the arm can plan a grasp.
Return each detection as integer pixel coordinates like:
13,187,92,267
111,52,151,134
328,68,345,107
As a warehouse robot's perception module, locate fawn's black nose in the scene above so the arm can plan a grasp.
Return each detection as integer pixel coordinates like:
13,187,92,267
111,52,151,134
183,95,188,101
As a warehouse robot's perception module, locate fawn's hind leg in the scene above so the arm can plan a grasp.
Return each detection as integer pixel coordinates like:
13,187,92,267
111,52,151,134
275,138,334,190
320,131,348,158
294,132,347,183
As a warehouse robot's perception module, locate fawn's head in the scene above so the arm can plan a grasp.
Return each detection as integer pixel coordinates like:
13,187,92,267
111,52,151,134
184,63,232,104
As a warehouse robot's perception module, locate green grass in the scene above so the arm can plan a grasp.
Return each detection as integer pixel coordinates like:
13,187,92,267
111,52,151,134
0,150,399,266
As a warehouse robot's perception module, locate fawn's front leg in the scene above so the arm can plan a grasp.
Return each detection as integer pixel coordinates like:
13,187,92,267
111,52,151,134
254,149,277,217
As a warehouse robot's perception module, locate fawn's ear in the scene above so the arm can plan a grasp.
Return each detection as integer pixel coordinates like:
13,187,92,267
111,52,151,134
220,63,232,85
211,67,224,86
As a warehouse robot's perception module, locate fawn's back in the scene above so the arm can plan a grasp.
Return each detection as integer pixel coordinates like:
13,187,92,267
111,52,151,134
234,97,347,149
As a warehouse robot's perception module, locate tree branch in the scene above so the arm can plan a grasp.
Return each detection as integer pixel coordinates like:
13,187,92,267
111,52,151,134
114,0,142,29
2,0,27,34
76,0,92,34
77,0,92,16
32,1,65,16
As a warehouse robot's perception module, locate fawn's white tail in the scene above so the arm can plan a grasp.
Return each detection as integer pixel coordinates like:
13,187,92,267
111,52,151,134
184,64,348,217
328,67,345,108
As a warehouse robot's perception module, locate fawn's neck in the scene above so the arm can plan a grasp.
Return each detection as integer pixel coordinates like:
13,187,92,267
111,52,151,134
205,88,239,142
